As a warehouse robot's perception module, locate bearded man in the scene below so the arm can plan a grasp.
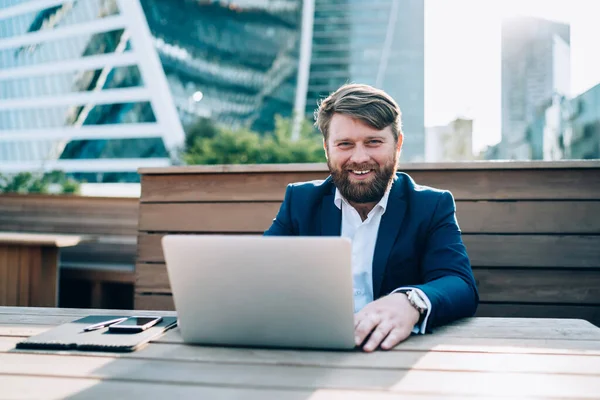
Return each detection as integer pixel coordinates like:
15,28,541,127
265,84,478,352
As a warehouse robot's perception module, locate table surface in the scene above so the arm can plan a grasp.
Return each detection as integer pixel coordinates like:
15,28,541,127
1,307,600,400
0,232,93,247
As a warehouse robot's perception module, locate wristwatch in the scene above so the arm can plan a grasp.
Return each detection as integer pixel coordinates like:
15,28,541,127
400,289,428,322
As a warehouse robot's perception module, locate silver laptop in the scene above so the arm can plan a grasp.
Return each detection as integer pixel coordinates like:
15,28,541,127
161,235,356,350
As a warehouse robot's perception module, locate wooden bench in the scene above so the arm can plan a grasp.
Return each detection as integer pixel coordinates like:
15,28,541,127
0,194,138,309
134,162,600,327
0,232,91,307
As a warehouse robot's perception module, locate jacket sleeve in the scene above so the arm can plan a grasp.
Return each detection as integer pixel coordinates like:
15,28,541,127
411,191,479,330
264,184,296,236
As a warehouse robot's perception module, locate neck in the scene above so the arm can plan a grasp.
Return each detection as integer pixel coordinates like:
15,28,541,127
348,200,377,221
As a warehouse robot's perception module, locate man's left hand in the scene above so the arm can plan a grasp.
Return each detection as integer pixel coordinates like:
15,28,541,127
354,293,420,352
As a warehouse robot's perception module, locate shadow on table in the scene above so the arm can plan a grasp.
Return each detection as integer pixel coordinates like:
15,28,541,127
48,318,600,399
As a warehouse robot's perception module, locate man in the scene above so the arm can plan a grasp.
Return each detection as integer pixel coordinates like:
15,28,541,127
264,84,478,352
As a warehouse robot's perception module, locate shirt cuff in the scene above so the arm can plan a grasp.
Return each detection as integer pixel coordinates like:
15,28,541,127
391,287,432,335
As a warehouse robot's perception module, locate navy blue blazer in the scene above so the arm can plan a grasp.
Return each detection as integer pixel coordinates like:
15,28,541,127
264,172,479,330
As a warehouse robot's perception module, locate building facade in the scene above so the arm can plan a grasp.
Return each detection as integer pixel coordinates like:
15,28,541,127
306,0,425,161
568,83,600,159
0,0,184,181
140,0,303,133
500,16,571,160
425,118,474,162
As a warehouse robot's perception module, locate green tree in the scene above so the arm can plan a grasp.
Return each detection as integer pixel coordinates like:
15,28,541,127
0,170,81,195
182,115,326,165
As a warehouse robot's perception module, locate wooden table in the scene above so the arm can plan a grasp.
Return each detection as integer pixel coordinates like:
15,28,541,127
0,233,92,307
1,308,600,399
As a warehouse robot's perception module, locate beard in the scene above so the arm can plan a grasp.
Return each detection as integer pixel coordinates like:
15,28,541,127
328,154,398,204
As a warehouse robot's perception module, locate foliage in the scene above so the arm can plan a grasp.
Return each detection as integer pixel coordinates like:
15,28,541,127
182,115,327,165
0,170,81,195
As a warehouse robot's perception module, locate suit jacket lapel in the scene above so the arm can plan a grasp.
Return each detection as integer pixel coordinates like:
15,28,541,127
321,182,341,236
372,176,406,298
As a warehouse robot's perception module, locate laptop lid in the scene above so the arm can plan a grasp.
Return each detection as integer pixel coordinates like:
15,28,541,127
162,235,356,350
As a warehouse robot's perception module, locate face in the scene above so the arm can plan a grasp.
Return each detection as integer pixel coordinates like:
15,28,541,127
325,113,402,204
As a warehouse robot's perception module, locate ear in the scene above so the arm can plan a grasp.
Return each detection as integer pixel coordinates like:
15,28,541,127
323,138,328,160
396,133,403,151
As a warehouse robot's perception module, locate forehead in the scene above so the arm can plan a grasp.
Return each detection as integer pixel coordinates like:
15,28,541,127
328,113,393,141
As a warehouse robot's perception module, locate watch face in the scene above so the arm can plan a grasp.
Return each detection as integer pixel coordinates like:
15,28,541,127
409,291,427,311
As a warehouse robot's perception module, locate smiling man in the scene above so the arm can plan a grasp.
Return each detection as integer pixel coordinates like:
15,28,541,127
265,83,478,352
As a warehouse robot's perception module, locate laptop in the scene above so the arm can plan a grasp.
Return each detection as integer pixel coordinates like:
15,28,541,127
161,235,356,350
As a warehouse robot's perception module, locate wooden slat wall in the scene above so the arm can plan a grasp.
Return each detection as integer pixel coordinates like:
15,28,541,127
135,162,600,326
0,194,139,308
0,194,139,267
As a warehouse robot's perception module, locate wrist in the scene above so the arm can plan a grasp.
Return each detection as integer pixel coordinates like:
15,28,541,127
397,289,428,326
392,293,420,325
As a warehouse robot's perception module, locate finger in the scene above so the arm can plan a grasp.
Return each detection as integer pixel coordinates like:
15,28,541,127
354,313,362,329
354,306,373,329
380,327,411,350
363,322,394,352
354,313,381,346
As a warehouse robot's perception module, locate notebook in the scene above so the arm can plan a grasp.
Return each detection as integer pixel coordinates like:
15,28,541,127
16,315,178,353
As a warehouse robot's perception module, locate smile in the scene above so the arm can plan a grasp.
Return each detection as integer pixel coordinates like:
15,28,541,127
350,170,372,175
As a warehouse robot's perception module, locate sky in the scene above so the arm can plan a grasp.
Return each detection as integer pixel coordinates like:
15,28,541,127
424,0,600,153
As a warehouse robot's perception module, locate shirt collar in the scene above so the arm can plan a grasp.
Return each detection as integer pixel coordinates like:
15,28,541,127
334,183,392,213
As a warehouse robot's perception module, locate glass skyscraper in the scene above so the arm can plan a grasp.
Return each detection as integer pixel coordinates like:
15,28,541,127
140,0,303,133
500,16,571,160
307,0,425,161
0,0,183,181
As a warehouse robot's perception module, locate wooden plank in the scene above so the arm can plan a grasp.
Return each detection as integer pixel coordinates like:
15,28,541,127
33,247,58,307
476,304,600,327
134,293,175,311
0,194,138,236
456,201,600,234
3,338,600,376
5,246,19,306
27,247,41,307
139,160,600,175
138,203,279,232
0,232,88,247
474,269,600,304
141,172,326,203
3,326,600,358
0,306,175,318
0,308,590,330
18,246,30,306
0,325,52,337
138,201,600,235
2,352,600,397
464,235,600,268
137,233,600,268
0,246,7,305
0,216,138,236
140,168,600,202
136,263,171,292
136,262,600,305
152,332,600,356
0,375,518,400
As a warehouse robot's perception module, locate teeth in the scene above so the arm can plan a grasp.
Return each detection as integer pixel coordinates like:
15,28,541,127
352,170,370,175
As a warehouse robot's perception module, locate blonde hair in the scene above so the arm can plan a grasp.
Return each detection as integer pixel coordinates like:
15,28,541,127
315,83,403,142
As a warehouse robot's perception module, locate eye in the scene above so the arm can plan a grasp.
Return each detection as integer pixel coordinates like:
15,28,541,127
337,142,352,148
367,140,383,145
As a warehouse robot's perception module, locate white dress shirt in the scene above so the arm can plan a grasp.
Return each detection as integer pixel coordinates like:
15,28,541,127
334,188,432,334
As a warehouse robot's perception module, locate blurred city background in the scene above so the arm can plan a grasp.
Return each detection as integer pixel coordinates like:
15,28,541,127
1,0,599,195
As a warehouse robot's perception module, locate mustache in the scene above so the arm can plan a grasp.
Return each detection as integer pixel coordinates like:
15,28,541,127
342,163,378,171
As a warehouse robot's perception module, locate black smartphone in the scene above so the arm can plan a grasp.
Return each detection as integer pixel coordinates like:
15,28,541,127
108,316,163,333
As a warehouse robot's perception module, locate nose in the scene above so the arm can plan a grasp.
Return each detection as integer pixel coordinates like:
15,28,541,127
349,143,371,165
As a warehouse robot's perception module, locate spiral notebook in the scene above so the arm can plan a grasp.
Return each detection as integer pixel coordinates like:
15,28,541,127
16,315,178,353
